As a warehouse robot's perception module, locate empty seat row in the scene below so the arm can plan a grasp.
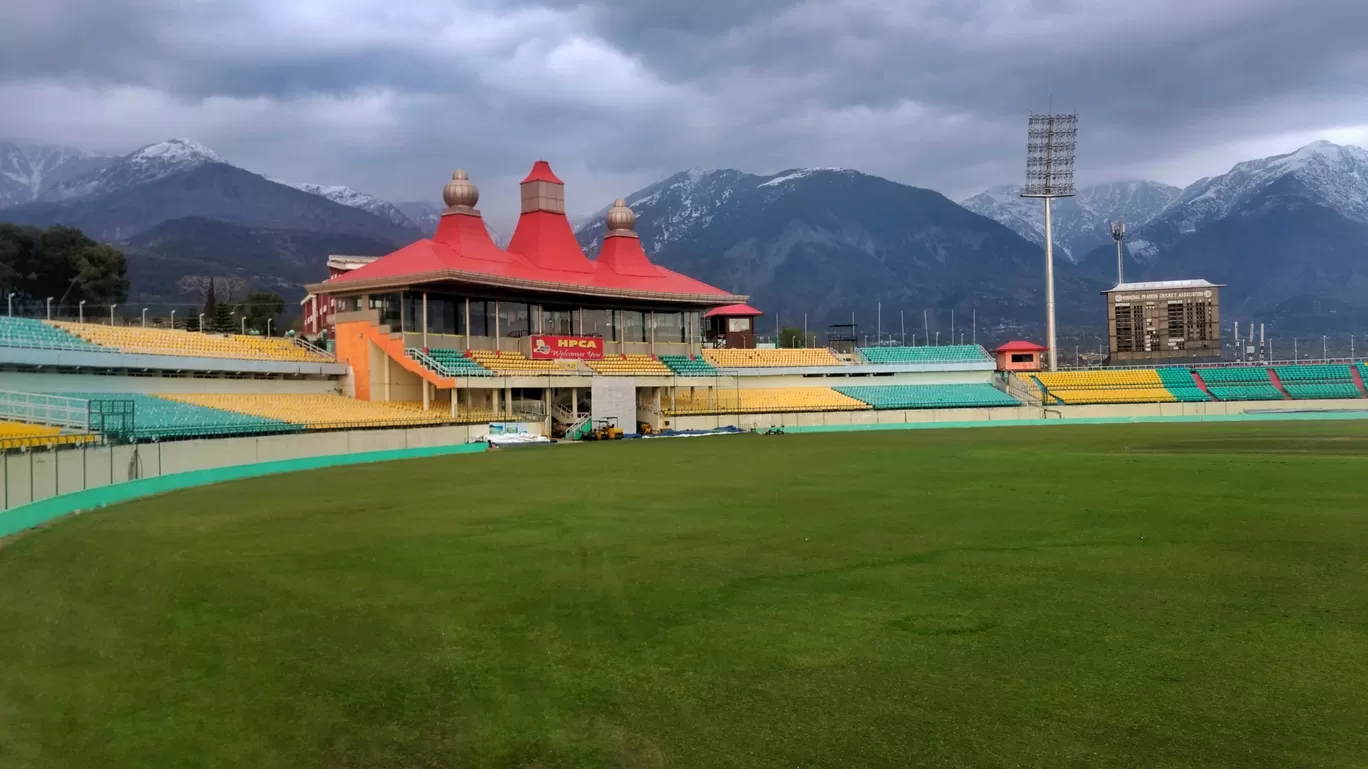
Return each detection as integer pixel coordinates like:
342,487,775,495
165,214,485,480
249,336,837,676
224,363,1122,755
160,394,460,429
666,387,868,415
57,392,298,441
1155,367,1212,402
0,317,106,352
586,354,673,376
1283,383,1362,400
702,348,843,368
51,322,332,362
418,348,495,377
1033,369,1164,389
857,345,990,365
1273,364,1354,383
835,384,1020,410
1205,384,1285,401
1196,366,1272,385
660,355,719,376
467,350,577,375
0,419,96,449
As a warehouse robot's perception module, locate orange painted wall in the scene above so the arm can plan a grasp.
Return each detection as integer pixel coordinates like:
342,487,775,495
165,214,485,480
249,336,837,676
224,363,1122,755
996,352,1042,372
335,322,373,400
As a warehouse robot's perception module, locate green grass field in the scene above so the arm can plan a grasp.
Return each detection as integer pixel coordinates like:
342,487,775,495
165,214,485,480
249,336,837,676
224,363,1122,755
2,422,1367,768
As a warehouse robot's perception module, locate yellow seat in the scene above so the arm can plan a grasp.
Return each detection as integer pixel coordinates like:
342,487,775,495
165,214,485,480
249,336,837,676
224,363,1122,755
702,348,843,368
0,420,97,449
157,394,460,428
1030,370,1175,404
51,321,333,363
664,387,869,415
586,354,672,376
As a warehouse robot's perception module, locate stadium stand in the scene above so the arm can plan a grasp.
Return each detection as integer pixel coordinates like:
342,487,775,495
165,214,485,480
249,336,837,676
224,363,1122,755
58,393,299,440
586,354,672,376
417,348,495,377
0,317,105,352
702,348,843,368
667,387,869,415
857,345,991,364
467,350,578,375
1272,364,1363,400
52,322,331,362
0,420,96,449
660,354,719,376
836,384,1020,409
159,394,460,429
1196,367,1286,401
1030,369,1176,404
1155,367,1212,402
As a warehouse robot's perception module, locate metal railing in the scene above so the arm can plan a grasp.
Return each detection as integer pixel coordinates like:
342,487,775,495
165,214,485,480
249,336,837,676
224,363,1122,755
0,391,91,430
291,335,335,360
0,334,113,354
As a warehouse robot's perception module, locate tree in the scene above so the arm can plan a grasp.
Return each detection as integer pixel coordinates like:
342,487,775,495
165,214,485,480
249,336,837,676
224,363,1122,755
778,325,807,348
212,298,235,333
244,291,285,334
202,276,219,322
0,224,128,314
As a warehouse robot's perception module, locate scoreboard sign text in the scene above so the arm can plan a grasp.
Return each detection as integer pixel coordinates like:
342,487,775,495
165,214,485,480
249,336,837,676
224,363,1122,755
530,334,604,360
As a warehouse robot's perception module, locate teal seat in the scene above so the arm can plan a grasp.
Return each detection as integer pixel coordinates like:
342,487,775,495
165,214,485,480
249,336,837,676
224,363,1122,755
1272,364,1353,383
857,345,991,365
413,348,494,377
1155,367,1211,401
660,355,719,376
835,384,1020,410
1198,367,1273,385
1284,383,1362,399
58,392,300,440
1205,384,1285,401
0,317,106,352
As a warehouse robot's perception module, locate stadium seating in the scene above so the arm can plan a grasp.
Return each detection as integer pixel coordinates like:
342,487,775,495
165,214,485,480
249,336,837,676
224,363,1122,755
52,322,332,362
857,345,991,364
1030,369,1176,404
702,348,843,368
159,394,460,429
1155,367,1212,402
1271,364,1362,400
467,350,578,375
1195,367,1286,401
0,317,106,352
660,354,719,376
586,354,672,376
666,387,869,415
421,348,494,377
836,384,1020,410
58,393,298,440
0,420,96,448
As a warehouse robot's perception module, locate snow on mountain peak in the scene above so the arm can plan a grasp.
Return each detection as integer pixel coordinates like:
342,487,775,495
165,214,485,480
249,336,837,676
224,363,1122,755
280,179,419,230
129,138,222,165
758,167,851,188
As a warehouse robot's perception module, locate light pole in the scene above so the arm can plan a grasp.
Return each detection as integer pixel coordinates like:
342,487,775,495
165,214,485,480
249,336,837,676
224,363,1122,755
1294,338,1298,360
266,318,273,337
6,293,12,317
141,308,148,327
171,310,176,329
198,313,205,332
110,304,117,325
1323,335,1328,361
45,297,52,320
935,331,940,346
241,315,247,334
78,300,85,323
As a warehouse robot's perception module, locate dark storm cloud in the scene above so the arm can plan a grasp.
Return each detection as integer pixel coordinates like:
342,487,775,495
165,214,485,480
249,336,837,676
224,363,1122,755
1,0,1365,224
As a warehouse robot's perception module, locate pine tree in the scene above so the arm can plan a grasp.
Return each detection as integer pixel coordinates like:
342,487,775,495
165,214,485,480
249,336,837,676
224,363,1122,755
202,278,218,331
213,301,235,333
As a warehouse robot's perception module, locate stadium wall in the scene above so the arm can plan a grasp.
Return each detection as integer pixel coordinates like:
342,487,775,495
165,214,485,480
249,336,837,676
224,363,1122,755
0,423,510,523
0,373,340,395
667,398,1368,431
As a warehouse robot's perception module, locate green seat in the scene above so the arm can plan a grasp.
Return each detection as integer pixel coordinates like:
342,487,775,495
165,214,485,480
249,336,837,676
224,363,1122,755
58,392,300,440
857,345,991,365
660,355,719,376
835,384,1020,410
414,348,494,377
1272,364,1354,383
1198,367,1272,385
1206,384,1285,401
1284,383,1362,399
1155,367,1211,401
0,317,106,352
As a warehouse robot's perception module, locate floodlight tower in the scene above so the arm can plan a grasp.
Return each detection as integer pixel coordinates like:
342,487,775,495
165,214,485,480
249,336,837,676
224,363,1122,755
1021,112,1078,370
1109,217,1126,285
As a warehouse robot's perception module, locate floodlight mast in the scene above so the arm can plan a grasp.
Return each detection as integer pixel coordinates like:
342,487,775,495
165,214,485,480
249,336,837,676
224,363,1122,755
1109,218,1126,285
1021,112,1078,371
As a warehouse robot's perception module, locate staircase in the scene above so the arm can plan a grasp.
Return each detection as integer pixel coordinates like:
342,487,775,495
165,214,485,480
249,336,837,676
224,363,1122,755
565,415,592,441
1264,367,1292,399
1189,369,1215,399
1353,364,1368,396
359,323,456,388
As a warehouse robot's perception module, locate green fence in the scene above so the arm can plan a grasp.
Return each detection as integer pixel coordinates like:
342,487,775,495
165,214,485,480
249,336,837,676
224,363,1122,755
0,442,488,539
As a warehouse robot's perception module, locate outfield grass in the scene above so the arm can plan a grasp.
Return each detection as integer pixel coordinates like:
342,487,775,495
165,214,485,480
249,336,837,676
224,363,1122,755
2,422,1367,768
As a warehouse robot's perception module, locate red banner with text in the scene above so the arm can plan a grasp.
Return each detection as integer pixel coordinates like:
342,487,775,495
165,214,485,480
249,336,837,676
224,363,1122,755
529,334,605,360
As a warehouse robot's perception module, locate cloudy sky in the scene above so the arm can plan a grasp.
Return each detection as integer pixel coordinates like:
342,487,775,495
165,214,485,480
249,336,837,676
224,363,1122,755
2,0,1366,226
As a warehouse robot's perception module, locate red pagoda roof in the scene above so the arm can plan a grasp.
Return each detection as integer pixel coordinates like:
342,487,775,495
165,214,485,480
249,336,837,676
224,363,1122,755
521,160,563,184
993,340,1048,353
310,161,744,305
704,303,763,318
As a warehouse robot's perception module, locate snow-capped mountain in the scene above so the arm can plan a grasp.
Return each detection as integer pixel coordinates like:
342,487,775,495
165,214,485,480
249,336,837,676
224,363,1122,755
575,167,858,254
396,201,441,235
1127,140,1368,259
0,142,117,208
574,166,1104,329
960,181,1180,262
40,139,223,203
280,181,417,230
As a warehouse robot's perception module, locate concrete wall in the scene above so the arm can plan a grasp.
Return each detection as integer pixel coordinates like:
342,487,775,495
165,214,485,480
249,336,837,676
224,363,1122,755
0,373,340,395
0,423,535,511
667,398,1368,432
592,378,637,435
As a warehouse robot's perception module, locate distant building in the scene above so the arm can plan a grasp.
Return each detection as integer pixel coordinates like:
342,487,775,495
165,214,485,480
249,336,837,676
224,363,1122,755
301,255,379,335
1103,279,1222,363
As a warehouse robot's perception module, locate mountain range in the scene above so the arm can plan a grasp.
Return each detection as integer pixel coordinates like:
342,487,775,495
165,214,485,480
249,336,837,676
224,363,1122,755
3,134,1366,333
